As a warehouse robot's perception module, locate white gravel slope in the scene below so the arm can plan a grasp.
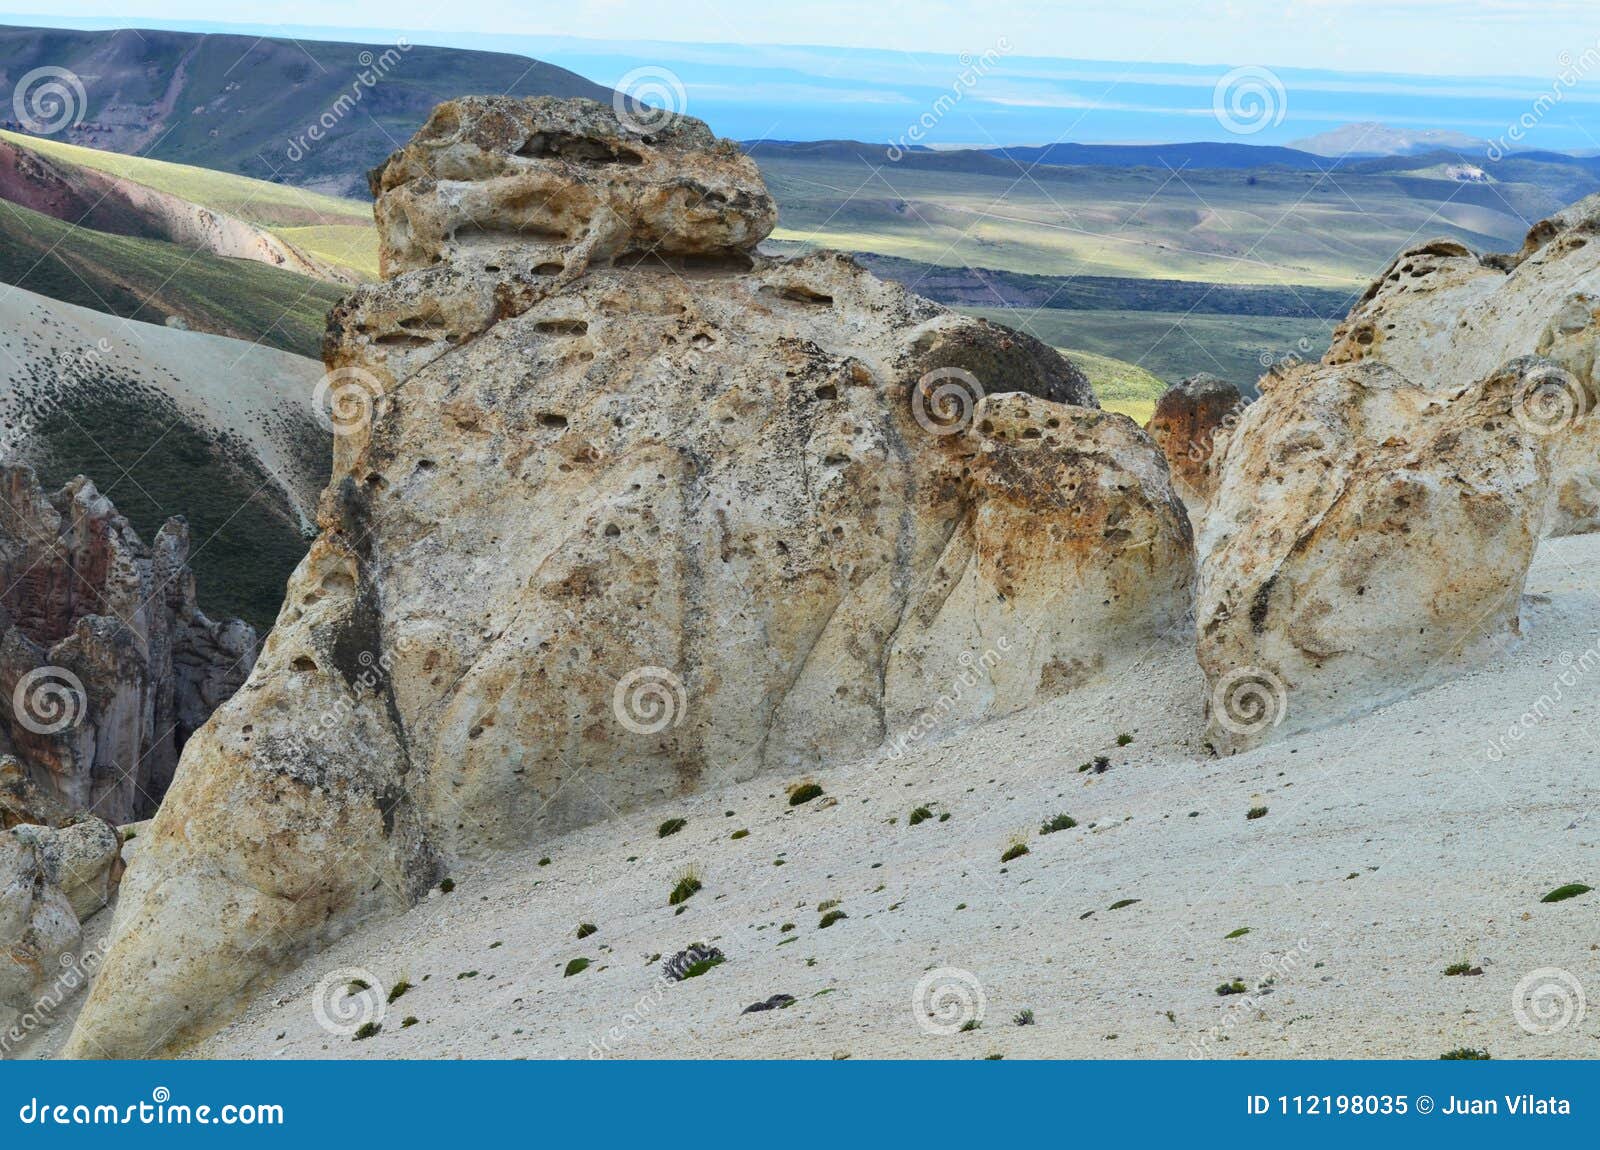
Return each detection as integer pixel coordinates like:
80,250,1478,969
184,532,1600,1060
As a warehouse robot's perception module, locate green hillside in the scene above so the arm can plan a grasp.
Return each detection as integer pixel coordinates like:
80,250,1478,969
0,197,345,357
1,130,378,280
0,25,614,197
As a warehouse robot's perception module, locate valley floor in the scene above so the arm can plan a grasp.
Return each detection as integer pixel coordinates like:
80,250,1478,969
39,535,1600,1060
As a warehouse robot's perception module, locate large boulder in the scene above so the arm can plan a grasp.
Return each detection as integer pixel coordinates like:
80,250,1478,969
1197,358,1559,751
1325,199,1600,536
0,824,82,1020
0,466,257,824
69,96,1194,1057
1145,373,1244,517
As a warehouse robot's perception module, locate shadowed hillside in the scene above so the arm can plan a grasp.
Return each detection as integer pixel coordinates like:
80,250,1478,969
0,25,615,195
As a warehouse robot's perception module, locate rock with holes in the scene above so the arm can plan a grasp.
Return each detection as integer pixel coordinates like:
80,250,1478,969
1145,374,1245,519
1,823,82,1019
369,95,777,279
1197,358,1561,752
1325,198,1600,536
69,96,1199,1058
0,466,257,824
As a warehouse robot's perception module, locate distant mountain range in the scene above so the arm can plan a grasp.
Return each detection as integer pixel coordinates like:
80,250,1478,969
1289,122,1491,158
0,24,613,196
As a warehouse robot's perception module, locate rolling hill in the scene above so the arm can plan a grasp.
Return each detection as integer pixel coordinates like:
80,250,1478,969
0,283,328,629
0,194,346,357
0,24,614,196
1,128,377,280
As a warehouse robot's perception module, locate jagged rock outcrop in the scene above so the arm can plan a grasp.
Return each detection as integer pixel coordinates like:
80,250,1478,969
0,466,258,824
0,824,80,1025
1145,374,1244,516
1197,358,1560,751
1325,200,1599,536
69,96,1195,1057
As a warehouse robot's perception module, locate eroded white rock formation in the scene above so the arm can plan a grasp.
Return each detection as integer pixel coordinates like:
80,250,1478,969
68,96,1194,1056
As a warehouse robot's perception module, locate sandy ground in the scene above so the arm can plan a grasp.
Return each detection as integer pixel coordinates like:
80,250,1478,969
28,534,1600,1061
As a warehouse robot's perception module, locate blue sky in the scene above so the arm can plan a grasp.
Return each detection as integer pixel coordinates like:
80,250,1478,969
5,4,1599,149
8,1,1597,76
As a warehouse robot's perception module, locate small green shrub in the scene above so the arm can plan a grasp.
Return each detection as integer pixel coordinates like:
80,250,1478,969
386,979,412,1004
789,782,825,806
909,806,933,826
1224,927,1250,940
1540,883,1592,903
353,1021,381,1041
1440,1047,1491,1060
576,923,597,939
817,898,841,913
1108,898,1140,910
1040,813,1077,835
960,1019,981,1032
669,867,703,906
658,818,687,838
439,878,456,893
400,1016,418,1029
1246,806,1268,820
1116,733,1133,746
563,957,590,977
1216,980,1247,996
1000,838,1030,863
818,910,848,929
1013,1009,1035,1026
539,857,551,866
938,812,951,823
730,829,749,840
